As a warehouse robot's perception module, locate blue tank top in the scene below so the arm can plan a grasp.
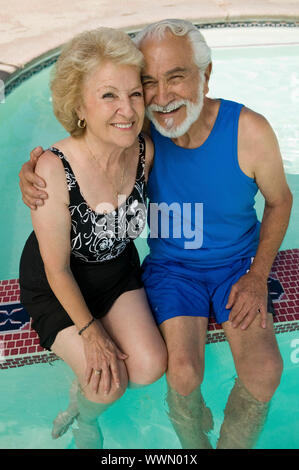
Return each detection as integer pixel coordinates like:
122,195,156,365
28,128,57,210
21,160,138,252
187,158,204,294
146,98,260,267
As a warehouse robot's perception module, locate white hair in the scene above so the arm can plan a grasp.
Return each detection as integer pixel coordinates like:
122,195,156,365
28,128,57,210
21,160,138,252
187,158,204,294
133,19,212,71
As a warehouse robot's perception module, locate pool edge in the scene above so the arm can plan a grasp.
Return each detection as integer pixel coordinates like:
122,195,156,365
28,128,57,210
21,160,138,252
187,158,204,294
2,20,299,99
1,248,298,368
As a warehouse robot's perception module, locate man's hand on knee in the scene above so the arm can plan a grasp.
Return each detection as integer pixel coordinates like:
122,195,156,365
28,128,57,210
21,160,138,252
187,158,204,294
226,272,268,330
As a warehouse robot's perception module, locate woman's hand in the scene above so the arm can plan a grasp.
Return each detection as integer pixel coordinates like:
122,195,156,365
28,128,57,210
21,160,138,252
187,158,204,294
81,320,128,395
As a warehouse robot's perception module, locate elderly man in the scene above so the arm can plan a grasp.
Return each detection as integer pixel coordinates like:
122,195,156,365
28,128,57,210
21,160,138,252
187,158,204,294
19,20,292,449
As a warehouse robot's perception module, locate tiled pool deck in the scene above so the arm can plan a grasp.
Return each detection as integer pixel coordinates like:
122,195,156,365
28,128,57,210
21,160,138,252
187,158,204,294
1,249,298,368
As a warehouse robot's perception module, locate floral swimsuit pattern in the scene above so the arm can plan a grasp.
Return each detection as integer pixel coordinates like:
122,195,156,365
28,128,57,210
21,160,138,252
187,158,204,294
49,134,147,263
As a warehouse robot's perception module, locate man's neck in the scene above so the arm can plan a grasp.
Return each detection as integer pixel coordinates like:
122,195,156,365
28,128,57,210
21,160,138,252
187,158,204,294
141,116,151,136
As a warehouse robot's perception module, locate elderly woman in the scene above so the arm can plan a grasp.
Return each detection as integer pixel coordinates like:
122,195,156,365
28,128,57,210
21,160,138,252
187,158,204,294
19,27,167,449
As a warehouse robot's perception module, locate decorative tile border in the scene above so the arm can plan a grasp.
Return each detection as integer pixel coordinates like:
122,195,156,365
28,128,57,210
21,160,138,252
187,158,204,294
0,249,298,367
195,21,299,28
0,353,59,370
4,54,58,98
206,249,299,343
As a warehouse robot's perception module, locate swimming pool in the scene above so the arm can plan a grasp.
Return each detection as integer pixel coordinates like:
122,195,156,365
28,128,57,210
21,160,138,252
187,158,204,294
0,330,298,449
0,26,298,450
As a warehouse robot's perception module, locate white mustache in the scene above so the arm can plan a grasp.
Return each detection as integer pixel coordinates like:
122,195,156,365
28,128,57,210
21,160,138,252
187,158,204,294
147,100,187,114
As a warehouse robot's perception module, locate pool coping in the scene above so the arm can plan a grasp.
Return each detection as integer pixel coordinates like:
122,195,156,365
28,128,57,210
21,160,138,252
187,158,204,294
1,0,299,78
2,19,299,103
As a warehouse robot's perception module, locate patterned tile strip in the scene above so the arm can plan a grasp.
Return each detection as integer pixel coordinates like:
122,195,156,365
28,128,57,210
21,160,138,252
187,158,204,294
0,249,298,368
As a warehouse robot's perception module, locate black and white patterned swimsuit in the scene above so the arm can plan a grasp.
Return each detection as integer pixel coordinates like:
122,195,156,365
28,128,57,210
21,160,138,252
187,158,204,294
50,133,147,263
19,134,148,351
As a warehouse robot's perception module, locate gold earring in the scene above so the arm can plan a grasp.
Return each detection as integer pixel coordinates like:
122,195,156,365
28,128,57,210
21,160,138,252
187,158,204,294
77,118,86,129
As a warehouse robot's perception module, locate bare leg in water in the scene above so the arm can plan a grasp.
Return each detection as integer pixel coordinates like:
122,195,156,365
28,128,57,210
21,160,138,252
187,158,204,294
166,382,213,449
160,316,213,449
50,289,167,448
52,378,79,439
51,324,129,449
217,377,270,449
217,314,283,449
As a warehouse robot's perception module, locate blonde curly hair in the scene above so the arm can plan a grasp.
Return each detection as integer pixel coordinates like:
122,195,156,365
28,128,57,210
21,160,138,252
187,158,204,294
50,27,144,136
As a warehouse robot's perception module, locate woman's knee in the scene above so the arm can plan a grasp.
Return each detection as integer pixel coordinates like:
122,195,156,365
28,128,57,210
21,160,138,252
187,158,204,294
128,341,168,386
82,359,129,405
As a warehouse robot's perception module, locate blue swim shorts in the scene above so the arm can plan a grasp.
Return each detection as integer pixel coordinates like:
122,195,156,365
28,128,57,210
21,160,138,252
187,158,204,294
141,257,275,325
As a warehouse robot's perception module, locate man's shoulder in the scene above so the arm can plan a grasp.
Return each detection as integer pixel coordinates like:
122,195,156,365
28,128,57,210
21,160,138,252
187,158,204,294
238,106,279,175
239,106,274,143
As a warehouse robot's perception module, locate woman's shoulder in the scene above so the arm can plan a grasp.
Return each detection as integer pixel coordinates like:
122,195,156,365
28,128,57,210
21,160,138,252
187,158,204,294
37,137,72,174
35,148,69,204
36,148,64,176
36,147,70,199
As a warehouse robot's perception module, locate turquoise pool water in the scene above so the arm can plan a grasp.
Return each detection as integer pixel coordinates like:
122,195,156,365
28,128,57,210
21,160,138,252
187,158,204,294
0,41,298,449
0,330,298,449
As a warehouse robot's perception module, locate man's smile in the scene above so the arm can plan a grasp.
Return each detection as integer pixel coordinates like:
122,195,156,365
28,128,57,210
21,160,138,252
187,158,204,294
156,106,184,117
150,101,186,116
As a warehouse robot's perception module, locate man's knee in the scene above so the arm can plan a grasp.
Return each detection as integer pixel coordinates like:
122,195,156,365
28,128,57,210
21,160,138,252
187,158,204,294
167,353,204,396
239,350,283,403
260,352,283,400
